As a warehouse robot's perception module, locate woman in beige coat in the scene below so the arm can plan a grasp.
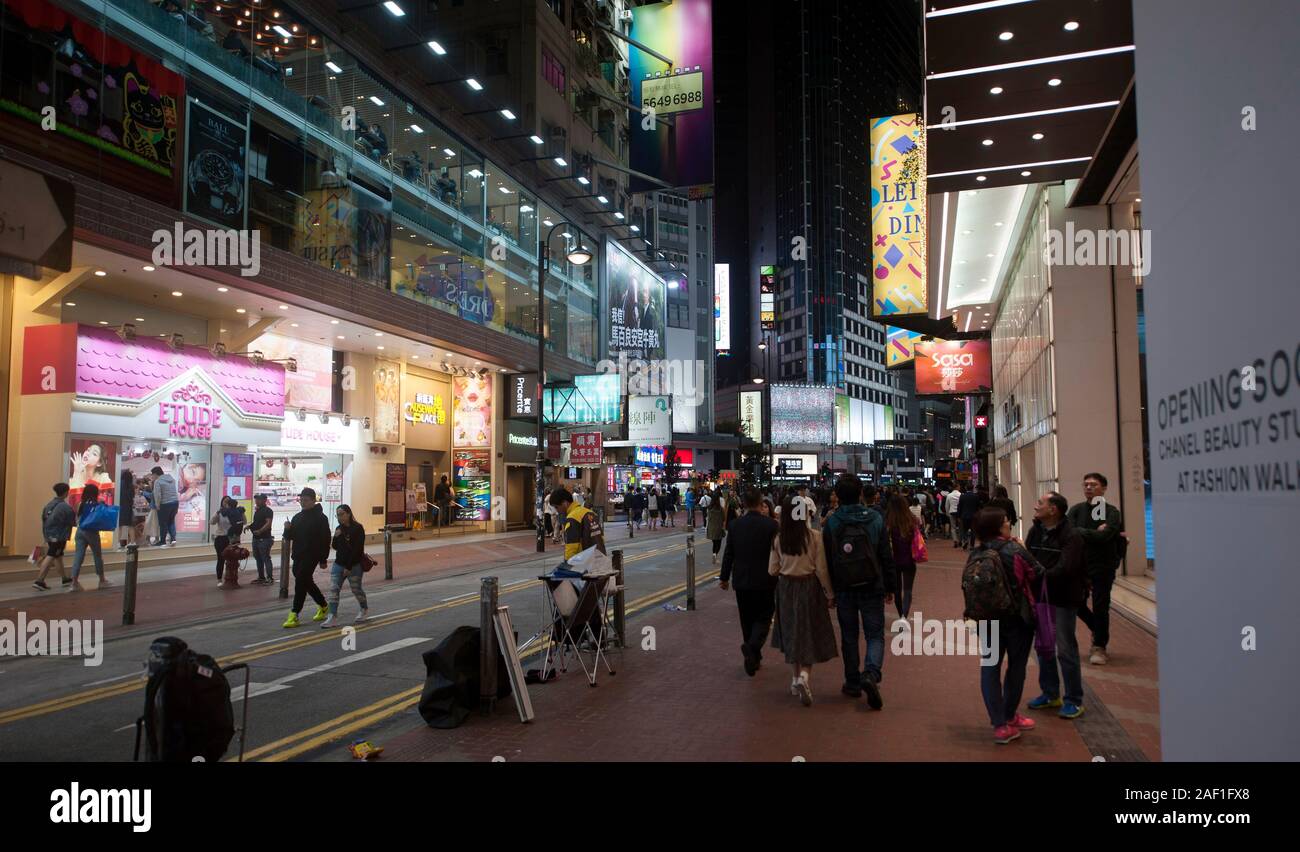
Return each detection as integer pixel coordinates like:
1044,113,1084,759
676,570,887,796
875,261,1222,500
769,495,838,706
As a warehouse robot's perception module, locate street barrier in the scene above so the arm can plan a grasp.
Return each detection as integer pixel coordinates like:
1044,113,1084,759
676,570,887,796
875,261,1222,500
479,577,499,714
686,534,696,611
613,549,626,648
383,527,394,580
278,522,292,599
121,543,139,626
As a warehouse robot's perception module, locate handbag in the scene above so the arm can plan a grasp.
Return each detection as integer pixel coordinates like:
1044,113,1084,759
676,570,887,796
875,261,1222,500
1032,576,1057,656
911,526,929,563
360,552,377,573
80,503,119,533
29,545,45,564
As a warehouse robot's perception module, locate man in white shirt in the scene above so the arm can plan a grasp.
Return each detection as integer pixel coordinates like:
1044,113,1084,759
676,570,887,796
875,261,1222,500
945,485,963,547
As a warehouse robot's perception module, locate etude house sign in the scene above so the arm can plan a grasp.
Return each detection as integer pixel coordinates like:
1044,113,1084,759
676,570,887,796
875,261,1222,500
159,382,223,440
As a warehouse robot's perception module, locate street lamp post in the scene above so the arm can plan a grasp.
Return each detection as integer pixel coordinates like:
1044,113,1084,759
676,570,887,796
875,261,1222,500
536,222,593,553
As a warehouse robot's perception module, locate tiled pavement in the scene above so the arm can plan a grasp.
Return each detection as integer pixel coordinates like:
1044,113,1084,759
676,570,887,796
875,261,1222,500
380,539,1161,761
0,521,685,636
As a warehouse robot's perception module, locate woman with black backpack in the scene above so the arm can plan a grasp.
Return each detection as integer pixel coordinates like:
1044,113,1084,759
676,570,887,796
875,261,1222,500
322,504,369,628
968,507,1044,745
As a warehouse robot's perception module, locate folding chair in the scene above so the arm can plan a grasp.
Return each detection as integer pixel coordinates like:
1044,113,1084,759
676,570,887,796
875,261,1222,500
533,571,618,686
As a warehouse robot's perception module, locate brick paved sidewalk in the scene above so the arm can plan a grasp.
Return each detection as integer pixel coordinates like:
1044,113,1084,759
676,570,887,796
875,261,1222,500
379,541,1160,761
0,523,684,637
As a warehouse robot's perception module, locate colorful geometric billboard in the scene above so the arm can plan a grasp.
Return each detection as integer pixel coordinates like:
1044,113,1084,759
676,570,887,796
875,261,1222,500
886,327,945,368
629,0,714,195
914,339,993,395
870,114,927,317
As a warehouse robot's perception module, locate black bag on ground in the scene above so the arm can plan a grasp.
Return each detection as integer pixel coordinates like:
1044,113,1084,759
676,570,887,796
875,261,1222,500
136,636,236,762
418,626,511,729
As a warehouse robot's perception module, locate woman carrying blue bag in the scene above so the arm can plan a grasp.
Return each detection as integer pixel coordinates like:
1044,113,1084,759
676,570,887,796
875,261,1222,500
70,483,116,592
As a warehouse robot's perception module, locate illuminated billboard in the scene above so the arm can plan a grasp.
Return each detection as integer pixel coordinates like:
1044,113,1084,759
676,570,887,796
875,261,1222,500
914,340,993,395
886,327,944,368
740,389,763,443
543,373,622,424
770,384,834,446
629,0,714,195
870,114,927,317
760,265,776,331
714,263,730,352
605,236,666,361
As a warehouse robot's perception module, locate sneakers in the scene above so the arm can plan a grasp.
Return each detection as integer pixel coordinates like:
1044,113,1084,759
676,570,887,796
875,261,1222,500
98,577,112,589
312,604,329,622
1027,694,1063,710
740,643,758,677
320,614,338,628
32,580,49,591
1009,713,1036,731
1089,646,1109,665
67,580,83,593
862,673,883,711
1059,703,1086,719
795,673,812,707
355,609,369,623
282,612,301,628
993,724,1021,744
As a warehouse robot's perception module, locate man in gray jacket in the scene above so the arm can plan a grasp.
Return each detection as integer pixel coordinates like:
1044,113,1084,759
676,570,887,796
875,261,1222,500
151,466,180,546
33,483,76,590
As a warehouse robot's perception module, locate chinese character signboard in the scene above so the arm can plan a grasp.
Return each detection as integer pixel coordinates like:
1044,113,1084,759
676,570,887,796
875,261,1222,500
570,432,603,466
914,340,993,395
606,237,666,361
740,390,763,443
628,395,672,445
508,373,536,418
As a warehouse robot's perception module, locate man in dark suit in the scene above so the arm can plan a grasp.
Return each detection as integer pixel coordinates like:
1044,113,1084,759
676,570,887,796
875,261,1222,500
718,489,779,676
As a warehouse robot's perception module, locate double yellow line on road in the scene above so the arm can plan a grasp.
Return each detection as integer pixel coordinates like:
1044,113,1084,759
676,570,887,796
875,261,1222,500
0,543,684,727
248,565,720,762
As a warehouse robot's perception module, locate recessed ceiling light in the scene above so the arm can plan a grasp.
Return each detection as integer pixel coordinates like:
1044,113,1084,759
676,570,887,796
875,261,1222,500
961,229,973,235
446,352,453,357
98,320,108,325
982,139,993,146
498,186,512,194
1064,21,1079,31
331,319,339,324
1021,170,1032,176
1048,78,1062,87
999,31,1014,41
986,253,994,258
976,175,987,182
1032,132,1044,140
1135,197,1142,203
217,286,228,292
529,135,544,145
377,345,385,350
542,219,554,227
94,270,107,276
426,41,446,55
290,323,299,328
554,156,568,167
980,278,988,283
236,308,246,314
279,304,288,310
466,78,483,91
994,221,1003,227
990,86,1003,94
959,260,967,265
597,195,609,204
576,175,589,185
467,168,483,178
135,317,144,322
374,332,383,337
500,109,516,120
338,335,345,339
410,124,423,133
143,266,156,272
171,290,183,296
369,96,385,106
325,61,343,73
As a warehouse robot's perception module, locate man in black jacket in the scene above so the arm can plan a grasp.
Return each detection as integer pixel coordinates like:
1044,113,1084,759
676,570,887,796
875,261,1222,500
1066,473,1125,665
1024,492,1088,719
719,489,779,676
282,488,332,628
957,487,984,549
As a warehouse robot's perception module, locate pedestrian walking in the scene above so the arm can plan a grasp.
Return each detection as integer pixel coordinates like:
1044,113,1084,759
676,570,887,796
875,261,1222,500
684,486,697,528
69,483,111,591
886,494,920,631
282,488,332,628
946,484,963,547
822,476,894,709
250,493,275,584
968,507,1044,745
322,504,369,627
988,484,1018,532
151,466,180,547
1025,492,1088,719
958,485,983,549
704,488,726,563
769,494,837,706
1067,473,1124,666
33,483,76,591
647,488,659,529
719,489,780,676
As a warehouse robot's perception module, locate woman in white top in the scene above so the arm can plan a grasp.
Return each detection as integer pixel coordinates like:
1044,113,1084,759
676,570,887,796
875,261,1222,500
647,489,659,529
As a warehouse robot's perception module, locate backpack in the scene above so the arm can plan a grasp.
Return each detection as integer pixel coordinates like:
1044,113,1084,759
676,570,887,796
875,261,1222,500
135,637,236,762
961,542,1017,621
830,517,881,589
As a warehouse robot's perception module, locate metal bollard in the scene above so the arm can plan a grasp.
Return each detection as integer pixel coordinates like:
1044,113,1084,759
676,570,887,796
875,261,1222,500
613,549,626,648
627,510,634,539
121,543,139,626
686,533,696,611
479,577,499,714
383,527,394,580
278,522,292,599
